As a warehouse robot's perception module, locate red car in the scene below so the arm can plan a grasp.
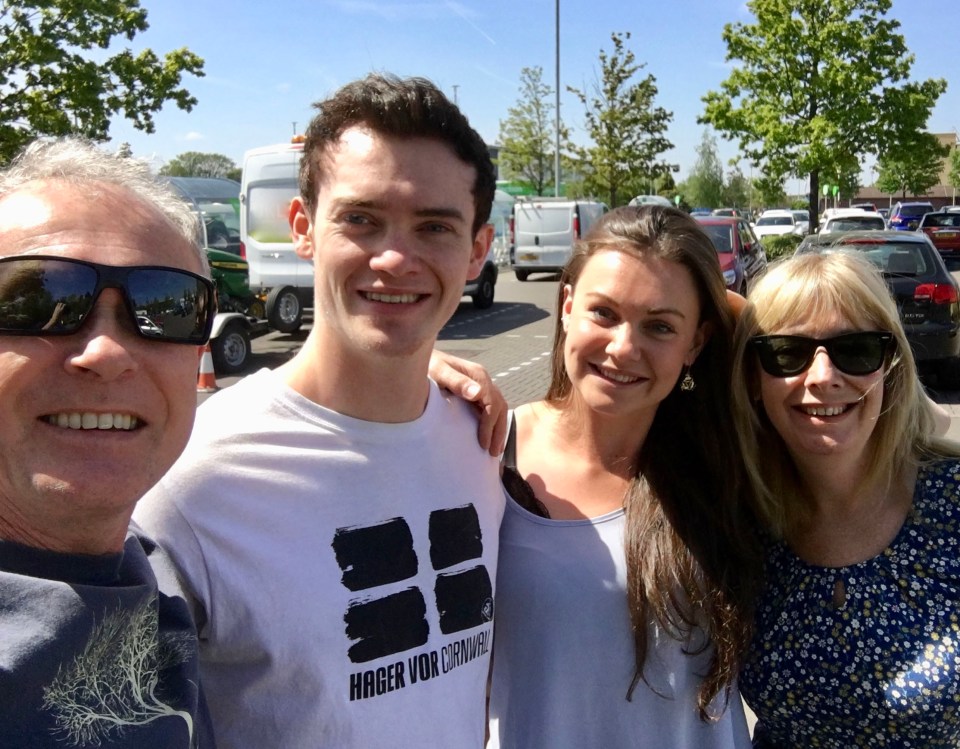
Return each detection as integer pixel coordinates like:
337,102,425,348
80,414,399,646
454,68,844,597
694,216,768,294
918,211,960,264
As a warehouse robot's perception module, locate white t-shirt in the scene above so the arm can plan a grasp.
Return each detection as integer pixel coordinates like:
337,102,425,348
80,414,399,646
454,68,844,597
135,369,505,748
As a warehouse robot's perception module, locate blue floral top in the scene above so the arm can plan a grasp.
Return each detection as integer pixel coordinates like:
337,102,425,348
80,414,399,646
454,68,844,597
740,459,960,748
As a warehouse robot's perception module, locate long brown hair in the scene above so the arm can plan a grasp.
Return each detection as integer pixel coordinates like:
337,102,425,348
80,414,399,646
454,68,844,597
547,205,761,719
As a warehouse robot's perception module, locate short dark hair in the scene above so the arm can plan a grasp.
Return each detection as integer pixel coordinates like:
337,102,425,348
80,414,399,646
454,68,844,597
298,73,495,237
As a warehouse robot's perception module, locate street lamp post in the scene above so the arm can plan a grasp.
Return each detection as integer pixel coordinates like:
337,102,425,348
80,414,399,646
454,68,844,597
554,0,561,197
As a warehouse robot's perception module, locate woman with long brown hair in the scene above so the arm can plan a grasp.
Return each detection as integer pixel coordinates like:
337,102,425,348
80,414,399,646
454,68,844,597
483,205,760,747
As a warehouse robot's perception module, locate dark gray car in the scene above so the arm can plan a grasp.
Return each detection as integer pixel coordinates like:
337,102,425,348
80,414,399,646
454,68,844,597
796,230,960,388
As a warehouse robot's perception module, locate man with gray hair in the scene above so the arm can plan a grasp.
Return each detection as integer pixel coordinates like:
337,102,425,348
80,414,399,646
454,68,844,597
0,138,214,747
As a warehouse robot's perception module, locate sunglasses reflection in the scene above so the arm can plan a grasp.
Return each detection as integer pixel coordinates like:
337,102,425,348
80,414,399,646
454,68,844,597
0,258,212,341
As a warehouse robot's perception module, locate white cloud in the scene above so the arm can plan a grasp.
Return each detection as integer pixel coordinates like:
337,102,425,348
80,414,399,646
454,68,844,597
182,131,204,142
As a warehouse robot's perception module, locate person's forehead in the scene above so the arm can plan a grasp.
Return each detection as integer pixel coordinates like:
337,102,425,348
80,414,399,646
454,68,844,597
0,180,201,272
321,127,473,182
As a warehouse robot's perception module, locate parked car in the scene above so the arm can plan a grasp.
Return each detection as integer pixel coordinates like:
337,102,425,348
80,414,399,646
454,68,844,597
918,210,960,265
888,201,934,231
712,207,745,218
163,176,242,255
752,209,800,240
462,244,498,309
694,215,767,294
819,208,886,234
791,209,811,235
628,194,673,207
851,202,878,212
796,230,960,387
878,207,890,221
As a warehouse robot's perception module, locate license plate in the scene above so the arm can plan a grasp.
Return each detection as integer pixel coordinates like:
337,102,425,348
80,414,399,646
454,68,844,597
519,253,538,261
938,232,958,239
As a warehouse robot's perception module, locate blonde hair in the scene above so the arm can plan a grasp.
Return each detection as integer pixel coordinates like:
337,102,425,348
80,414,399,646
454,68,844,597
732,251,956,534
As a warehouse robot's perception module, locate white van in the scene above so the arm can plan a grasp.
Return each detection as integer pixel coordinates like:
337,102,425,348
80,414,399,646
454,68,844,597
511,198,607,281
239,141,310,332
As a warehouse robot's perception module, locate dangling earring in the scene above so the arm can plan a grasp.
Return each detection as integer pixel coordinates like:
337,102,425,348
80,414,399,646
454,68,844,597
680,368,695,392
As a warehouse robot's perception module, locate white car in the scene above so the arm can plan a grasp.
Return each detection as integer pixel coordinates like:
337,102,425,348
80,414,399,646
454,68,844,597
819,208,886,234
752,210,800,239
791,210,811,236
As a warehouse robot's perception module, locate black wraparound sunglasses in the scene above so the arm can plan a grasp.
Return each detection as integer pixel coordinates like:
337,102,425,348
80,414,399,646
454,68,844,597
0,255,215,344
750,331,894,377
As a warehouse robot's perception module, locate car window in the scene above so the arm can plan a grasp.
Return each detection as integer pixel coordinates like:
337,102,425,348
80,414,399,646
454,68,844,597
825,216,886,231
922,213,960,228
900,204,933,217
757,216,794,226
832,240,931,275
247,183,298,243
701,225,734,253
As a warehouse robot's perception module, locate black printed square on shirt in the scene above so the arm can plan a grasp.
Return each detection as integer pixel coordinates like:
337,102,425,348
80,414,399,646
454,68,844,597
428,506,483,570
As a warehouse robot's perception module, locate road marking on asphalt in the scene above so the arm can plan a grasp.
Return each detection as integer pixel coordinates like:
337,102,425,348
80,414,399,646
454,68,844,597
444,304,519,330
494,351,551,381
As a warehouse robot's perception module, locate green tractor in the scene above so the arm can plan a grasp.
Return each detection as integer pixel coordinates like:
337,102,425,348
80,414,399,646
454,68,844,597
205,248,267,375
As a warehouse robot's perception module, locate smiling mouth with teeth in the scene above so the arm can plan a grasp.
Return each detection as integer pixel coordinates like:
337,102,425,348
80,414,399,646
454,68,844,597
597,366,641,385
363,291,423,304
799,404,850,417
42,413,140,430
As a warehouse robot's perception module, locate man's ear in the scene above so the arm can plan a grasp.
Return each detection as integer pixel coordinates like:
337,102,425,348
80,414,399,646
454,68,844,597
289,196,314,261
466,224,495,278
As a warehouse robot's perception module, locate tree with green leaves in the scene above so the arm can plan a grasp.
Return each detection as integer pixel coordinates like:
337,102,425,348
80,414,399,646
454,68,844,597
568,32,673,207
876,132,949,199
947,147,960,202
754,173,787,209
159,151,239,180
722,163,751,209
498,67,567,196
684,130,725,209
700,0,945,232
0,0,204,163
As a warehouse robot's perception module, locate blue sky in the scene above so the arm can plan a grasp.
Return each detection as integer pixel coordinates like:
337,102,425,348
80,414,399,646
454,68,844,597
107,0,959,189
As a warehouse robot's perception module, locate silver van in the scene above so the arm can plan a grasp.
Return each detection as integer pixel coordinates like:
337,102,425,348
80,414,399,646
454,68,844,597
510,198,607,281
239,141,310,333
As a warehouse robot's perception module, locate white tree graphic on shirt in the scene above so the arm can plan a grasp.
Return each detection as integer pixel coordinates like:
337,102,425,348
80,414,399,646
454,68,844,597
41,597,195,746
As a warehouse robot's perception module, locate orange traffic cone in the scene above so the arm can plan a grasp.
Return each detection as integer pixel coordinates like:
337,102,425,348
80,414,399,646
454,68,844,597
197,343,219,393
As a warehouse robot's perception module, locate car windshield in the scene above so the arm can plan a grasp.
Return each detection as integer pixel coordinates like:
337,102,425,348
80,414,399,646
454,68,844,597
899,204,933,217
757,216,793,226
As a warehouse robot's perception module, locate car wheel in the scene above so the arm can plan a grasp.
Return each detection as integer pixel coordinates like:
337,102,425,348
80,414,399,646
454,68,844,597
211,321,250,375
515,269,529,282
266,285,303,333
472,270,495,309
938,358,960,390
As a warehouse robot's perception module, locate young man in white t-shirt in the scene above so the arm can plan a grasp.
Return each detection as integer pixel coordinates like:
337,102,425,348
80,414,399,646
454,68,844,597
135,74,506,748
